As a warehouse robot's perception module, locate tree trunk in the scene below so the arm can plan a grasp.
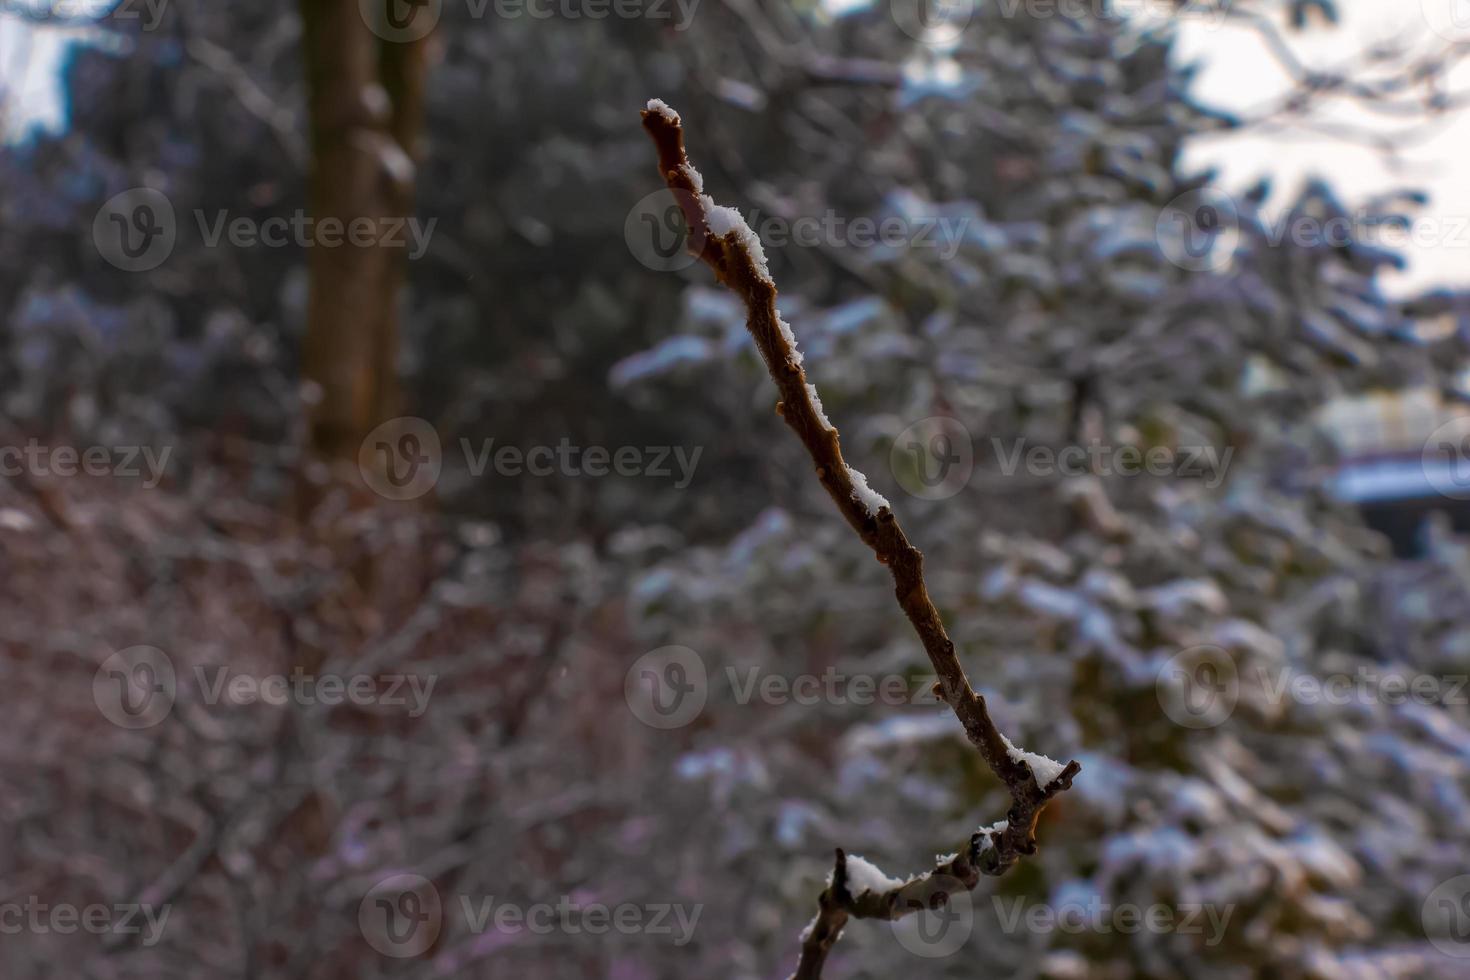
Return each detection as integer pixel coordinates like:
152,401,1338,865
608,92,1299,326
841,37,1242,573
298,0,428,465
288,1,432,861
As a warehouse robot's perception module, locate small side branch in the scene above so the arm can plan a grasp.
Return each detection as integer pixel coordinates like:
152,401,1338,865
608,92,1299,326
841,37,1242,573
639,101,1081,979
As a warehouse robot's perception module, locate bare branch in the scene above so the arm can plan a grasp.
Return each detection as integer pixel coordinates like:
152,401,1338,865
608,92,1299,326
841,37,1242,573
639,101,1080,979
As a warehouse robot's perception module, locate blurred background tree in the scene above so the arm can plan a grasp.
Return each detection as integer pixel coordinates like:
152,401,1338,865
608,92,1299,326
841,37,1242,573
1,0,1470,977
298,0,428,464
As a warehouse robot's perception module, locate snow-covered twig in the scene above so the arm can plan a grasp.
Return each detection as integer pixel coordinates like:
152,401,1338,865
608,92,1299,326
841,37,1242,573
639,100,1080,980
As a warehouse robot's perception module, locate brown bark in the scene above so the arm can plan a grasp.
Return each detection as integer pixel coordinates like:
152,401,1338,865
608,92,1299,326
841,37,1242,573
298,0,429,464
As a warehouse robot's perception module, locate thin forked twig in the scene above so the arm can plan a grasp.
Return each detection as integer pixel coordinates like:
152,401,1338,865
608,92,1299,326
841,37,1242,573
639,100,1079,979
